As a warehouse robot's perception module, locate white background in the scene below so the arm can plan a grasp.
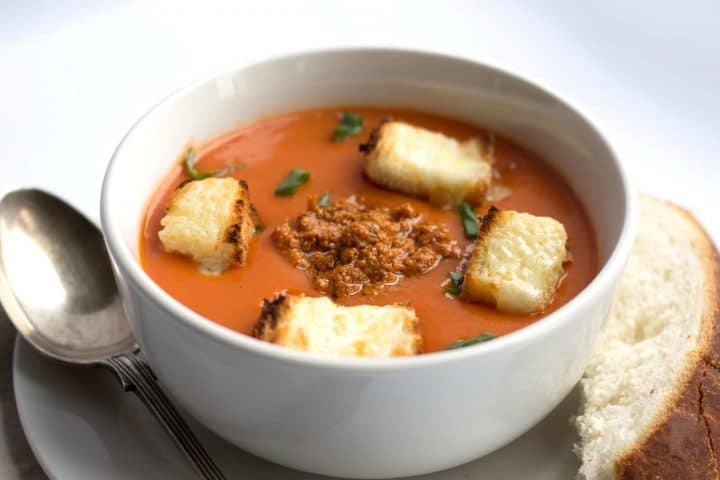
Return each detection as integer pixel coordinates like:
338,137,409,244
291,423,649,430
1,0,718,237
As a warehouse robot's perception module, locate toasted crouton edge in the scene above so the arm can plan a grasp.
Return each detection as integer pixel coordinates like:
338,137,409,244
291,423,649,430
458,205,498,303
225,179,255,265
478,205,500,237
611,197,720,479
252,293,288,341
358,120,388,154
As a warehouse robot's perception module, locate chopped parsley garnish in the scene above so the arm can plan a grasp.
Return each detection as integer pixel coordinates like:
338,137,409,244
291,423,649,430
254,225,264,234
184,147,244,180
446,333,497,350
333,112,364,142
274,168,311,196
457,201,478,239
443,271,464,296
317,192,331,207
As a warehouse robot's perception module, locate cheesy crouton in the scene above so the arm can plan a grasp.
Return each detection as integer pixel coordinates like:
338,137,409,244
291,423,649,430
461,207,569,314
360,121,494,206
253,294,422,357
158,177,255,275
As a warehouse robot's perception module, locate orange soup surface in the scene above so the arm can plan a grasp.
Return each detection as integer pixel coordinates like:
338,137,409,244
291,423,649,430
140,107,598,353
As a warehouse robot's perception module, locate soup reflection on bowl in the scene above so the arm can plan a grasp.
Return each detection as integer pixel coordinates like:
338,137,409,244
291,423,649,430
101,49,635,478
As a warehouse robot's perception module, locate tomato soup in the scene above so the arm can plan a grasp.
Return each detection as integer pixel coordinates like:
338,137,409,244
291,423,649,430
140,107,597,353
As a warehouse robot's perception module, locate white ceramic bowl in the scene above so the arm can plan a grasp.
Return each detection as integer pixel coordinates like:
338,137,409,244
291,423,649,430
101,49,636,479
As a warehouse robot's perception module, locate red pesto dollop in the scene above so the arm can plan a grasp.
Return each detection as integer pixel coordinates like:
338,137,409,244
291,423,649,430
271,196,461,296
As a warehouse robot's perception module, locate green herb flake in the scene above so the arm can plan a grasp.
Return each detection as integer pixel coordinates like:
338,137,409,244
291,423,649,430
184,147,244,180
457,202,479,239
446,333,497,350
443,271,465,296
274,168,311,196
254,225,264,235
317,192,331,207
333,112,364,142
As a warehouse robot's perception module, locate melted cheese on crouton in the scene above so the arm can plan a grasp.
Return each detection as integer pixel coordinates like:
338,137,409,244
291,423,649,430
461,208,569,314
158,177,255,275
361,121,493,206
253,294,421,357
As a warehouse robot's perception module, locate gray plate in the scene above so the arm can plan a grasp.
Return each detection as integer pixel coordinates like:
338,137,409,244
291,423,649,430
14,338,579,479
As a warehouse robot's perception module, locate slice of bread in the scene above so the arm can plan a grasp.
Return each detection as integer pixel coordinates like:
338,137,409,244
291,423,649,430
253,294,422,357
574,194,720,479
360,121,494,206
158,177,255,275
461,207,569,314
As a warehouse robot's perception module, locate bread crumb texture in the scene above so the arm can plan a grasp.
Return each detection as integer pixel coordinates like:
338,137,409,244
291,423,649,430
158,177,255,275
362,121,493,206
253,294,421,357
461,208,568,314
574,195,719,480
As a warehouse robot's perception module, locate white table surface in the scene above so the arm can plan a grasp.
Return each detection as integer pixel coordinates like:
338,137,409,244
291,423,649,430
0,1,718,478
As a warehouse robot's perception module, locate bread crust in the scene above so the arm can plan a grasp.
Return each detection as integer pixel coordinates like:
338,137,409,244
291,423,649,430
615,196,720,479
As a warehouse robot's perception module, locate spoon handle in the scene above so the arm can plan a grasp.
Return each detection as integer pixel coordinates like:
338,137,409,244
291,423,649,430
102,352,226,480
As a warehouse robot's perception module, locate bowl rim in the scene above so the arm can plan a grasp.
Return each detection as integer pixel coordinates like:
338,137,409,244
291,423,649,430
101,46,637,371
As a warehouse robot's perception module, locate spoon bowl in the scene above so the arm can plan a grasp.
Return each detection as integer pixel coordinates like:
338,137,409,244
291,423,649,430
0,188,226,480
0,188,135,363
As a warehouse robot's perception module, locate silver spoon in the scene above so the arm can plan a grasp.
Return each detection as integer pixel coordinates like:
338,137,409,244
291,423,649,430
0,188,226,480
